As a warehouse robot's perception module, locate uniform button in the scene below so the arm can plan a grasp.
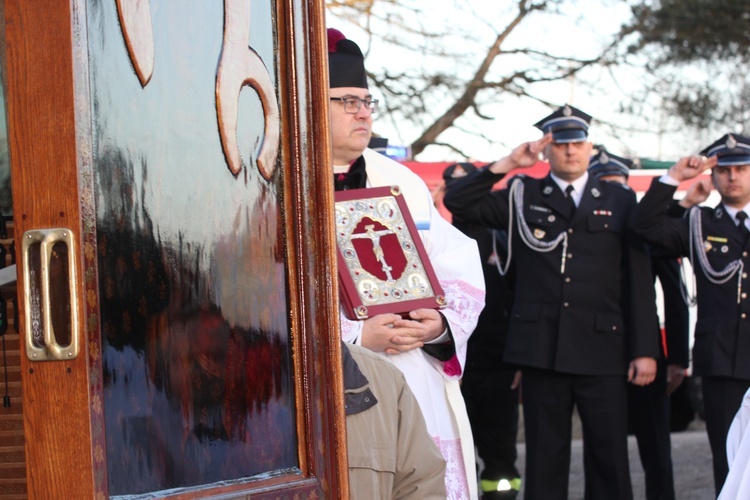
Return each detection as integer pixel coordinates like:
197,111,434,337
604,223,609,228
565,277,571,283
743,313,748,319
744,252,749,258
612,325,617,331
568,229,574,234
744,273,749,279
567,253,573,259
563,302,570,308
743,293,748,299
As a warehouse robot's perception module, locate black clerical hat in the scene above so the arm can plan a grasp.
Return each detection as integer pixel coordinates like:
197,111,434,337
328,28,368,89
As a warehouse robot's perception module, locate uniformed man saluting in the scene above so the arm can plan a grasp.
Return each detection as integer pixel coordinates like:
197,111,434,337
444,104,658,500
630,134,750,497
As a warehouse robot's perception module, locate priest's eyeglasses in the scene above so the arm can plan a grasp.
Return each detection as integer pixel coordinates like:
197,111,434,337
330,96,379,114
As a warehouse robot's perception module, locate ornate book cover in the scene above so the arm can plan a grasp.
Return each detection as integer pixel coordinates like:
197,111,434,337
334,186,446,320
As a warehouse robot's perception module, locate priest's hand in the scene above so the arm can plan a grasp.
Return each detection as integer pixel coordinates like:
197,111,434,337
359,313,414,354
628,357,657,386
387,309,447,355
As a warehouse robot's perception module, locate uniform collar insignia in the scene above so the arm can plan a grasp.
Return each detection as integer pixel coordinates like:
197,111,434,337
716,206,724,219
591,187,601,198
543,185,554,195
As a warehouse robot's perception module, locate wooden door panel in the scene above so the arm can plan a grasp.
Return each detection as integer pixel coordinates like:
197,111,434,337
2,0,346,498
89,2,297,493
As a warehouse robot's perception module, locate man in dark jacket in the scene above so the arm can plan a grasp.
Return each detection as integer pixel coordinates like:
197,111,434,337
444,105,659,500
631,133,750,496
444,163,522,499
588,149,690,500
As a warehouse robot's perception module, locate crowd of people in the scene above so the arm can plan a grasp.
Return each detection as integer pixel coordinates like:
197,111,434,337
327,28,750,500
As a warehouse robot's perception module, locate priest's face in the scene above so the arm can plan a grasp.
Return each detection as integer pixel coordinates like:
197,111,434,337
329,87,373,165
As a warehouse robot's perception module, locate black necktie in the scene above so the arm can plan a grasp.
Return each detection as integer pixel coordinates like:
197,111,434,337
565,184,576,216
737,211,750,243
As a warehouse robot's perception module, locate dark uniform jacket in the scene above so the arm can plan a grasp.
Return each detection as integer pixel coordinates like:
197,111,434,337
444,168,658,375
632,178,750,380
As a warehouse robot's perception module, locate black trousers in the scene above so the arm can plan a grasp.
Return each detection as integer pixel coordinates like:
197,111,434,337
522,367,632,500
701,376,750,497
627,359,675,500
461,367,520,481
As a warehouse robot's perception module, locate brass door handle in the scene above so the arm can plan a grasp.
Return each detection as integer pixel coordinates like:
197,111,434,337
21,228,79,361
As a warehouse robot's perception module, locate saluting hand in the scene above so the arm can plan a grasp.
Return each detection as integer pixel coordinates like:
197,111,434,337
668,155,717,182
489,133,553,174
628,357,657,386
679,178,712,209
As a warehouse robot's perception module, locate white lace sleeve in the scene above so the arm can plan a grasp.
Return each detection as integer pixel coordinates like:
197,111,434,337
339,310,363,345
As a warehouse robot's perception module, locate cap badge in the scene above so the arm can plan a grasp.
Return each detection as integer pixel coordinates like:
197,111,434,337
563,105,572,117
600,152,610,164
727,134,737,149
591,187,601,198
543,186,554,195
533,228,546,239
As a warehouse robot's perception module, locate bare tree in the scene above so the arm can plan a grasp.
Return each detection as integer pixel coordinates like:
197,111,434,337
624,0,750,137
326,0,638,159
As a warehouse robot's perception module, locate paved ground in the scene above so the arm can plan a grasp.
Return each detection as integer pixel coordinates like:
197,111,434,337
514,422,716,499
